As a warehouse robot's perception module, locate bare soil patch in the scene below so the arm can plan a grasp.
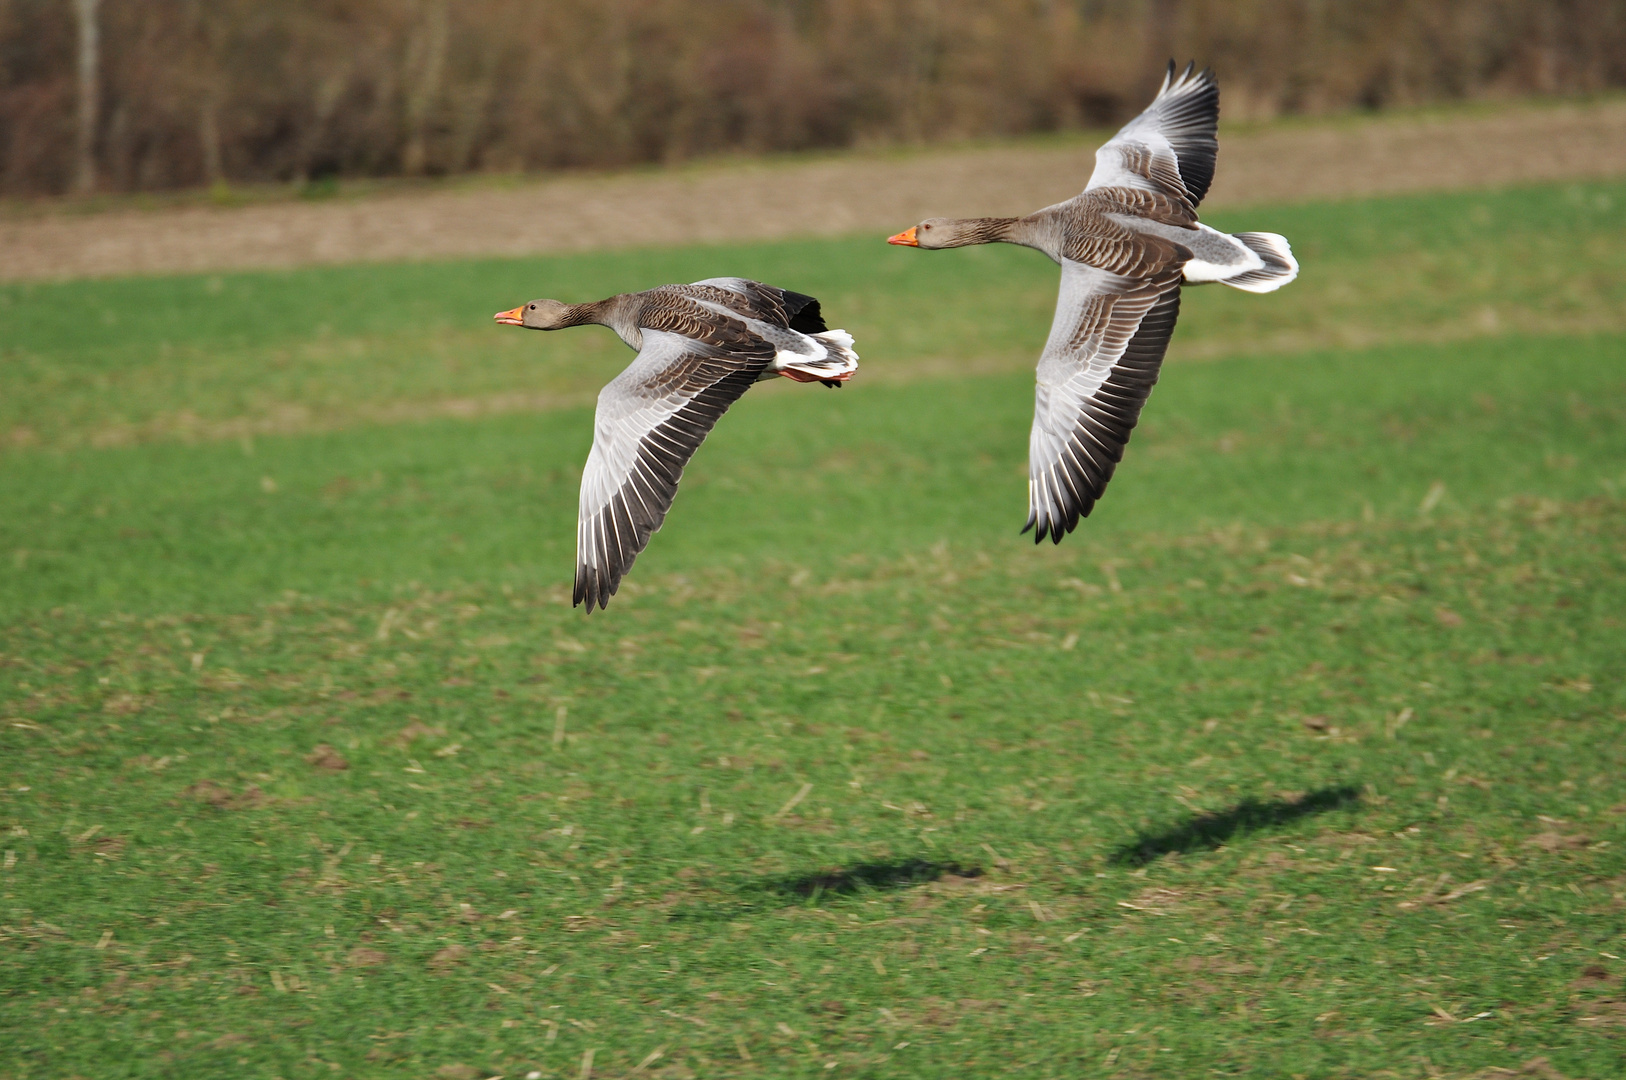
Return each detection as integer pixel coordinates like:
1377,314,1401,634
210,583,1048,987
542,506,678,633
4,99,1625,283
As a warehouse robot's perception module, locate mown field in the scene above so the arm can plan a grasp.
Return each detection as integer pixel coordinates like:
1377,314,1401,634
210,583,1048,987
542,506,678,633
1,181,1624,1079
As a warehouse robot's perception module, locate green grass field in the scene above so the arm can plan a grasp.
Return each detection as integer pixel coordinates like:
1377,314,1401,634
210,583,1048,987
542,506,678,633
2,181,1624,1079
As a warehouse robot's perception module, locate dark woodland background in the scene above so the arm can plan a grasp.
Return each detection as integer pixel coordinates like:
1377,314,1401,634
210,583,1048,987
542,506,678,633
2,0,1624,196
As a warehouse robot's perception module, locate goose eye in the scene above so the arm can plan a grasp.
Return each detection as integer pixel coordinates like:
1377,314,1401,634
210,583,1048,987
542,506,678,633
528,304,536,310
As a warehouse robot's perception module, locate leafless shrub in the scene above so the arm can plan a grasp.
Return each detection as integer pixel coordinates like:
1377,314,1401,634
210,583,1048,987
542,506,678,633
2,0,1623,196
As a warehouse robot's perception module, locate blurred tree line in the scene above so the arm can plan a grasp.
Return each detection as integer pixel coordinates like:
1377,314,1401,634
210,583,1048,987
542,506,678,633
1,0,1622,196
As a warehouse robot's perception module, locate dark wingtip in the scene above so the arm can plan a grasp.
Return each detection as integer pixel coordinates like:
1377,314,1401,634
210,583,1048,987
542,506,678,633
784,293,827,334
574,568,606,613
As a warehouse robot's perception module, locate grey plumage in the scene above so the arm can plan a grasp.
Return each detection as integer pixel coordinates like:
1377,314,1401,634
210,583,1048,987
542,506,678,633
890,63,1297,543
495,280,858,612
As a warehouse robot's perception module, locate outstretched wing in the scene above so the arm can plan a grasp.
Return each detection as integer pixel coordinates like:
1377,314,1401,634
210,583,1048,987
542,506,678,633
1026,261,1183,543
687,278,827,334
576,327,772,611
1085,63,1219,210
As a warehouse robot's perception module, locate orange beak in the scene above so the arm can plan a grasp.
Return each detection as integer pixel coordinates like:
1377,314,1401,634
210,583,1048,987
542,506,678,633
493,306,525,326
887,226,919,247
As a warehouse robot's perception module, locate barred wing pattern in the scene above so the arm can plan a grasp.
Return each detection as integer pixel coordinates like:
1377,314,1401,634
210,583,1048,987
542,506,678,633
1085,63,1219,210
687,278,828,334
575,328,772,611
1026,262,1183,543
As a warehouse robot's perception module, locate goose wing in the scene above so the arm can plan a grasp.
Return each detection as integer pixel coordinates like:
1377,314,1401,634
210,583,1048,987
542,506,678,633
686,278,828,334
1026,261,1183,543
575,306,774,612
1085,63,1219,210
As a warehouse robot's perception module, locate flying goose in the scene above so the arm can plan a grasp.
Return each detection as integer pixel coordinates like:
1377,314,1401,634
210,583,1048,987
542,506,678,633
888,63,1298,543
495,279,857,612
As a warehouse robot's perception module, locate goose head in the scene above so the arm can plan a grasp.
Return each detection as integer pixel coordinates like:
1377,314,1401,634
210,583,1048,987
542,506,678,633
494,299,574,330
887,218,978,249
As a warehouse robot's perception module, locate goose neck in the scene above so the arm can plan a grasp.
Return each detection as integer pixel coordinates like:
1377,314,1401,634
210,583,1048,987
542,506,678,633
950,217,1024,246
586,296,644,350
939,216,1057,258
565,298,615,328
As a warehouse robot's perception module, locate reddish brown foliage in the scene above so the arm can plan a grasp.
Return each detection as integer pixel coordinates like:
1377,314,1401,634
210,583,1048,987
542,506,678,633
3,1,1625,195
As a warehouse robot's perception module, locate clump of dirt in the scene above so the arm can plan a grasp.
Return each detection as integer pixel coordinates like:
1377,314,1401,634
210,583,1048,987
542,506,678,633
304,744,349,771
184,780,266,810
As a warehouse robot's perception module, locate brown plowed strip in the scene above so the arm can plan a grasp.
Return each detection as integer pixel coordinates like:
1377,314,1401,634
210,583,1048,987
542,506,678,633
3,100,1624,283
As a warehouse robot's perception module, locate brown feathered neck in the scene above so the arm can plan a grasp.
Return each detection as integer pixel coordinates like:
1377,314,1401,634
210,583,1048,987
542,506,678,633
929,217,1024,247
917,215,1063,259
560,298,619,328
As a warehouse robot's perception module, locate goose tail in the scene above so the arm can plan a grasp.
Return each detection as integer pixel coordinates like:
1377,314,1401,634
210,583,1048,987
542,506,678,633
1219,232,1299,293
778,329,859,387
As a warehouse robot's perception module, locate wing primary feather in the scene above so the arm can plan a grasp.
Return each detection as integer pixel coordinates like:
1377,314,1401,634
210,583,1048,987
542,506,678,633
1087,63,1219,208
573,316,775,611
609,498,639,585
783,291,827,334
1025,270,1182,539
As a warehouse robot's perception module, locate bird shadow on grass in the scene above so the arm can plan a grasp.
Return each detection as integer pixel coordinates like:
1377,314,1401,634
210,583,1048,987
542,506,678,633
664,859,981,922
1110,785,1362,867
760,859,981,904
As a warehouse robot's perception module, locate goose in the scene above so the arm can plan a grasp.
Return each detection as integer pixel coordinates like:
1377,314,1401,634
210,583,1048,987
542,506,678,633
495,279,858,612
887,63,1298,543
